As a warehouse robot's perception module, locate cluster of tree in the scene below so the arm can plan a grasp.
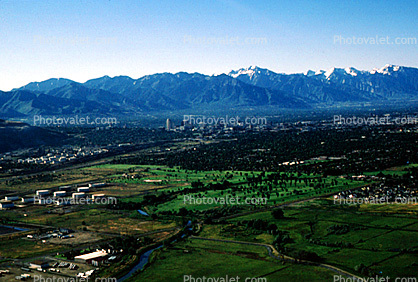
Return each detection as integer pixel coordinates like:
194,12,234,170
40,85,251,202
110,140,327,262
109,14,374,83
157,205,246,222
271,209,285,219
0,161,46,174
236,219,279,235
308,238,354,248
107,193,177,211
291,249,322,263
111,127,417,175
273,230,293,251
59,126,190,147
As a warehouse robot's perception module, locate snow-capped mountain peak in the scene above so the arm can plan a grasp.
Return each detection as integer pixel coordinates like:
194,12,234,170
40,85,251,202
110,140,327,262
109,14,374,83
370,64,401,75
344,67,360,76
324,67,336,79
228,66,267,78
229,67,255,78
315,70,325,76
305,67,362,79
227,64,412,85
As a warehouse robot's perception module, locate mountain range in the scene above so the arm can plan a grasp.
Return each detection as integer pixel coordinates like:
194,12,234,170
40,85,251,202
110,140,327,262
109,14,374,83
1,64,417,117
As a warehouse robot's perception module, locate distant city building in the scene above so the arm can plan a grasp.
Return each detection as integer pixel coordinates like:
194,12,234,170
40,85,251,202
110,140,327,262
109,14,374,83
166,118,174,131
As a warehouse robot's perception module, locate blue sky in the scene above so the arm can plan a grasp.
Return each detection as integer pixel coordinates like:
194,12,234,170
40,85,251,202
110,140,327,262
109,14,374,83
0,0,417,90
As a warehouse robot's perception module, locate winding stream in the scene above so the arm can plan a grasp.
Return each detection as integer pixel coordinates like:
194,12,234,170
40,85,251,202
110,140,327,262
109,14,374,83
117,245,163,282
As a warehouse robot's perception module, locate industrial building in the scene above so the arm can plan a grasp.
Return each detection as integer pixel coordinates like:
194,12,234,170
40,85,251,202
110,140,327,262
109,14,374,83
4,196,19,201
74,250,108,264
29,260,49,269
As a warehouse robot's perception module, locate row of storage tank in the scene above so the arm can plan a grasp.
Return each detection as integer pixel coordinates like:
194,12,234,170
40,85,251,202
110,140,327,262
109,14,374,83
36,187,90,196
3,183,107,203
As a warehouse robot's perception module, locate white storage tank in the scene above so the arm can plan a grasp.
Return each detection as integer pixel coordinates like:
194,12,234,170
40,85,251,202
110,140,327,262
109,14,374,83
21,197,35,203
92,194,105,200
77,187,90,192
0,201,14,209
36,190,50,196
72,192,85,199
89,183,106,188
53,191,66,197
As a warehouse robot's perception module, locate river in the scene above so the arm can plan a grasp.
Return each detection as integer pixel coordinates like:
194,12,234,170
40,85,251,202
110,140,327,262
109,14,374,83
117,245,163,282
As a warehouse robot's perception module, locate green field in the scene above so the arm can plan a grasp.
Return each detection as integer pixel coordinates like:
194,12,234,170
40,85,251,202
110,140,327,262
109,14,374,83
0,162,416,280
87,164,370,213
198,198,418,279
134,239,338,282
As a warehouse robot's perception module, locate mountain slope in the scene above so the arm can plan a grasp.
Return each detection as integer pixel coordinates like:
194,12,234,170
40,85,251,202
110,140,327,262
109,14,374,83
316,65,418,99
15,78,75,92
45,82,141,112
228,65,418,103
7,64,418,116
0,90,124,117
0,119,68,153
228,66,380,103
82,72,308,110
